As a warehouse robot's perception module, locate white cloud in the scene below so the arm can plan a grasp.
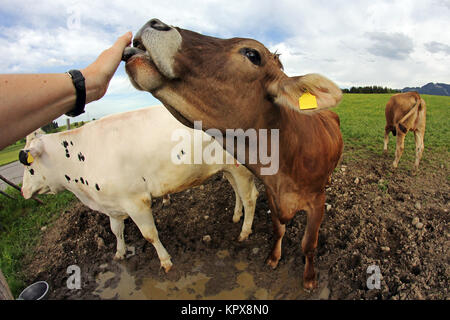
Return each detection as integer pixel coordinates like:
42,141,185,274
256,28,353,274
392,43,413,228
1,0,449,94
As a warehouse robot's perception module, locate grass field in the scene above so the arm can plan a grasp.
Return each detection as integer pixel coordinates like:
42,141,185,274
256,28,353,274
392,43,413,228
334,94,450,167
0,187,75,296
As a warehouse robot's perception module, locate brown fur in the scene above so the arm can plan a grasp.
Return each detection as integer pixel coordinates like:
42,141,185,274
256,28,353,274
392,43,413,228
383,92,427,171
128,24,343,290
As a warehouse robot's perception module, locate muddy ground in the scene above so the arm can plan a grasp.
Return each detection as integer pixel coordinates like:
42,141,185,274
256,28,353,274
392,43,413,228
24,155,449,300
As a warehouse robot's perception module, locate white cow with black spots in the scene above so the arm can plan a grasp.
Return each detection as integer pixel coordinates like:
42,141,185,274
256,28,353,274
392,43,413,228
20,105,258,273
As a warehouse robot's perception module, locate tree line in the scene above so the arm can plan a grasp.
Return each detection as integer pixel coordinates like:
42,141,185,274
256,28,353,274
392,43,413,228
41,120,87,134
342,86,400,94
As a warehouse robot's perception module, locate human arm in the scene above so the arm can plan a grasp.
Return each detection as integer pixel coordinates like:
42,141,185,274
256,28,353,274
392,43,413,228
0,31,132,150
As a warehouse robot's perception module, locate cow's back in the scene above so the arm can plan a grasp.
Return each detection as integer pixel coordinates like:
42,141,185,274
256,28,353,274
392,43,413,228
385,92,421,126
42,106,229,211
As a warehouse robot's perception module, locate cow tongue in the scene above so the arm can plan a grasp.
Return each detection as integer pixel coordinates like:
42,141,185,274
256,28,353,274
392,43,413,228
122,47,146,62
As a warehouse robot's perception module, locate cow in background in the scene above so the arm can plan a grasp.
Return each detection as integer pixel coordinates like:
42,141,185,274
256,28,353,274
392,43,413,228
383,92,426,171
20,105,258,272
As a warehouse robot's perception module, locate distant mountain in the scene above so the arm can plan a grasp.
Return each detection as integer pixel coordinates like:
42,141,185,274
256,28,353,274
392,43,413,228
402,83,450,96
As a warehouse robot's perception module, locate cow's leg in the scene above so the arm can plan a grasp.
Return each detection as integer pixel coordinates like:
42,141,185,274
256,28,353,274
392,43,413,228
125,199,172,272
223,172,243,223
266,190,285,269
393,132,406,168
301,193,325,290
224,170,258,241
414,130,425,171
109,216,126,260
383,128,390,154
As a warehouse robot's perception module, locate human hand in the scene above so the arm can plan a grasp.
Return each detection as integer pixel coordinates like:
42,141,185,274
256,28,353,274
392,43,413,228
82,31,132,103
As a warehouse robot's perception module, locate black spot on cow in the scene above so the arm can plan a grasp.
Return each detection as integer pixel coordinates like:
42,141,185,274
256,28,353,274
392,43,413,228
95,184,100,191
62,141,69,148
65,175,71,182
177,154,181,160
181,149,185,155
86,180,89,186
75,179,78,183
29,169,34,175
80,177,84,184
70,141,73,146
78,152,85,162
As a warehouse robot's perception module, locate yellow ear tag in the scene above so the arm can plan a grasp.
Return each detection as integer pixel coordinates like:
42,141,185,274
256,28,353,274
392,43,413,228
299,91,318,110
27,152,34,165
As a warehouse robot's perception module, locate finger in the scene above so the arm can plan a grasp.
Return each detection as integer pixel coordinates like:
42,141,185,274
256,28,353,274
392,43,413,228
96,32,133,68
102,32,132,61
114,31,133,50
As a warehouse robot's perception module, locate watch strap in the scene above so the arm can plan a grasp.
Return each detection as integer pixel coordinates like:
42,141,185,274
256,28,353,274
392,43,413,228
65,69,86,117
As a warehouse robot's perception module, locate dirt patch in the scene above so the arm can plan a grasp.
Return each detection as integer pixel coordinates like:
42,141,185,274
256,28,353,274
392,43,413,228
23,155,449,300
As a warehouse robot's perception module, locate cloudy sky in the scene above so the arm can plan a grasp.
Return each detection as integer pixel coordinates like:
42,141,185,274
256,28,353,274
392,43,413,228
0,0,449,124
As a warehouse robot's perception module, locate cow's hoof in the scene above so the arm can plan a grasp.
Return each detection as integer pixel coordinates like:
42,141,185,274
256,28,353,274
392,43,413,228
303,278,318,292
238,231,251,242
266,256,280,269
114,253,125,261
161,260,173,273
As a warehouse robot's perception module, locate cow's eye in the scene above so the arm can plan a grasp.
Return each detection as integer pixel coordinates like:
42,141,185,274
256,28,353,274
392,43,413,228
240,48,261,66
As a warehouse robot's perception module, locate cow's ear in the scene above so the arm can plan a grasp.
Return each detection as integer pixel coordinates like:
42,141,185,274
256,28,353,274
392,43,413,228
29,139,44,158
270,73,342,112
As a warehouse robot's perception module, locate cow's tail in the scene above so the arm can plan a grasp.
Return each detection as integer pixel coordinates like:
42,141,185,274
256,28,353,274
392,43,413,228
398,96,421,134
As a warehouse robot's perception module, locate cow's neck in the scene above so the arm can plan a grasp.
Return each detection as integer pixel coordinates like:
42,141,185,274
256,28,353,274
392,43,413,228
154,88,334,197
228,104,339,201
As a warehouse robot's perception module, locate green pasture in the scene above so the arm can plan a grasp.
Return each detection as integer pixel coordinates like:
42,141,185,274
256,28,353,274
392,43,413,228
334,94,450,167
0,188,75,296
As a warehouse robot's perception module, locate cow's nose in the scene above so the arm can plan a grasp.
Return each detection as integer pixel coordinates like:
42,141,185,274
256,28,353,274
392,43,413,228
133,19,171,49
148,19,171,31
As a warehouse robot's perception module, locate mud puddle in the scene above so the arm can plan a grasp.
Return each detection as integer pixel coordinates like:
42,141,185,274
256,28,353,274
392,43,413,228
94,250,307,300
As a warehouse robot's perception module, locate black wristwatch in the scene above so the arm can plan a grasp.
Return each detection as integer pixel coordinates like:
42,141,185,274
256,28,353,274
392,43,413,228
65,69,86,117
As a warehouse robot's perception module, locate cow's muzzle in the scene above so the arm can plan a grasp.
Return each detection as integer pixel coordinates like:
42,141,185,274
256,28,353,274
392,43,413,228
122,18,170,63
138,18,171,35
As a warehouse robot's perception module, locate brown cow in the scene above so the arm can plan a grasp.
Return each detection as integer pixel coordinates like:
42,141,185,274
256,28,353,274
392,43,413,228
123,19,343,290
383,92,426,171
